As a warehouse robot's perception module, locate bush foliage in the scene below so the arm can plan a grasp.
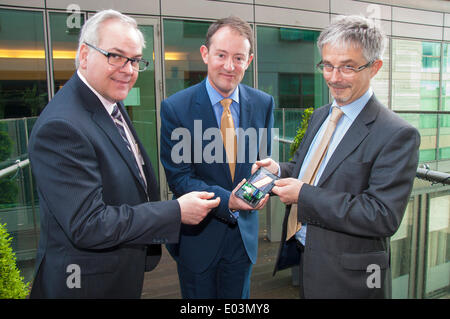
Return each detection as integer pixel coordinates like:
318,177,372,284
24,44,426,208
0,223,30,298
289,107,314,160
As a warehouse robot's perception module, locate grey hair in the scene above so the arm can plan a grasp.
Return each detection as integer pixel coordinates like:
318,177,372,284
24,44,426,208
317,15,386,62
75,9,145,68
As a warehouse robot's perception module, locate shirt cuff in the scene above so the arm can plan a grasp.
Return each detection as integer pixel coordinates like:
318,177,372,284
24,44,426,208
229,209,239,219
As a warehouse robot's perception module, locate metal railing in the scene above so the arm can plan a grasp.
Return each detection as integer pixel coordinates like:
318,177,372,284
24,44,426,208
0,159,30,179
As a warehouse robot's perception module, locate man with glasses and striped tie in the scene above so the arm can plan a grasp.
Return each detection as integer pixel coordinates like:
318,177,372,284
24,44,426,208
254,15,420,299
28,9,219,299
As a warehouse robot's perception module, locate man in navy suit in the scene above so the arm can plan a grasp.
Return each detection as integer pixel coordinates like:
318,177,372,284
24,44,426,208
160,16,274,298
28,9,219,299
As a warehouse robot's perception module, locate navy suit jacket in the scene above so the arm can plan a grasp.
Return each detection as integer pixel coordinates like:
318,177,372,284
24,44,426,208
160,80,274,273
274,95,420,298
28,73,181,298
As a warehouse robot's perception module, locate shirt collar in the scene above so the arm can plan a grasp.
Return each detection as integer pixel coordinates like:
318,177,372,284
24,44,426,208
205,76,240,106
77,70,117,115
331,88,373,121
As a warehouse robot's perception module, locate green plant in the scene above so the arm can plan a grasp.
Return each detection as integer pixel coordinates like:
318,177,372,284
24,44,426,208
289,107,314,160
0,223,30,298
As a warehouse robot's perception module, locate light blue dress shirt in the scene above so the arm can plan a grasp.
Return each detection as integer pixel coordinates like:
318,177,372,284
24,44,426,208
205,77,240,134
205,77,241,218
295,88,373,245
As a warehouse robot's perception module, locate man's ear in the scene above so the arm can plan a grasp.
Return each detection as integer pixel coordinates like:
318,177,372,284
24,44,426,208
200,45,209,64
245,53,254,70
78,43,89,69
370,59,383,78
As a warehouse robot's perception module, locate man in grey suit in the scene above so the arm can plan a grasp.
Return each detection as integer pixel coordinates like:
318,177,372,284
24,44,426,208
254,15,420,298
28,9,219,298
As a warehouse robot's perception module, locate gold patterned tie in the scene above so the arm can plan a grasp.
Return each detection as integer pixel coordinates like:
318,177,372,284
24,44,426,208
286,106,344,240
220,98,237,181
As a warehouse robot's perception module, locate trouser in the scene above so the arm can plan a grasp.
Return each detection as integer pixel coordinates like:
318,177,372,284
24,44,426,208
177,224,252,299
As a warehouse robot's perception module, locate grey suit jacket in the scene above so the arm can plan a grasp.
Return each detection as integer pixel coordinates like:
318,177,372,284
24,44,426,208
274,95,420,298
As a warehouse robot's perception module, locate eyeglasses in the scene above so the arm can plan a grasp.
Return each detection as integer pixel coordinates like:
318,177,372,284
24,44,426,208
84,42,149,72
316,60,374,76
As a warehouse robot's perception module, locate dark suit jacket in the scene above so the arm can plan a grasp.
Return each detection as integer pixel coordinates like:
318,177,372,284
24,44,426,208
28,72,181,298
273,95,420,298
160,80,274,273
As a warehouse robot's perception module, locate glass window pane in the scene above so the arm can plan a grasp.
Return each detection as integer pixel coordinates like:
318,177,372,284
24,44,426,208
371,39,390,107
391,200,414,298
0,9,48,118
399,113,437,162
256,26,328,109
49,12,84,94
125,24,160,180
443,43,450,112
439,114,450,160
163,19,253,98
425,192,450,297
392,39,440,112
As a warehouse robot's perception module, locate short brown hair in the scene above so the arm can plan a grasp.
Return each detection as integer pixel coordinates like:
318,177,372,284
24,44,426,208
205,16,254,55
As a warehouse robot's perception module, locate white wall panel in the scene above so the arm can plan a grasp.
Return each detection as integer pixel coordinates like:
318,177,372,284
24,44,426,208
392,21,442,40
255,0,329,12
331,0,391,20
0,0,44,8
161,0,253,21
392,6,443,26
46,0,160,15
445,13,450,27
255,5,329,29
444,27,450,41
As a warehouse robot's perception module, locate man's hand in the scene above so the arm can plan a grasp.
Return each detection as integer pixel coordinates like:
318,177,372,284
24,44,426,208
177,192,220,225
272,178,303,205
229,179,269,211
251,158,280,175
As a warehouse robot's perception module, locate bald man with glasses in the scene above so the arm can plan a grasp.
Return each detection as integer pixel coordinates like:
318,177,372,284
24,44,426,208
28,9,219,299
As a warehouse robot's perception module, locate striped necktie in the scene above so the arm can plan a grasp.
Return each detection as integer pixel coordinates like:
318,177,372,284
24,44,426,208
111,104,147,189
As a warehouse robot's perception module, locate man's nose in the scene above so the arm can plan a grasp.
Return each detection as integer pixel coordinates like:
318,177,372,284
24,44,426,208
223,57,235,71
121,60,134,74
328,67,343,82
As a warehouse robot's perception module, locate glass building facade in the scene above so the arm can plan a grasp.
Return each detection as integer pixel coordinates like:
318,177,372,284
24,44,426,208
0,0,449,298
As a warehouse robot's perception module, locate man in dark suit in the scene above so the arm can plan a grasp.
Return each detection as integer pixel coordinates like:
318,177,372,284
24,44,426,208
254,15,420,298
28,9,219,299
160,16,274,298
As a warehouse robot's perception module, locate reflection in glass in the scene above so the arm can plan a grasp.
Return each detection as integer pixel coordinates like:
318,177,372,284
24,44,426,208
124,25,159,180
0,9,48,119
392,39,440,112
425,193,450,298
398,113,437,162
256,26,327,109
49,12,84,94
391,200,414,298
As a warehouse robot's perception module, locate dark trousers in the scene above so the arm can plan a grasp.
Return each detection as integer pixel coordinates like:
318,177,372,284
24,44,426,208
297,240,306,299
177,224,252,299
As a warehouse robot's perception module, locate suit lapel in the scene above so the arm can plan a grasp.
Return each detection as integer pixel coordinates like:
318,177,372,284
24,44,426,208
292,106,331,179
73,74,149,197
317,96,379,187
234,84,251,183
